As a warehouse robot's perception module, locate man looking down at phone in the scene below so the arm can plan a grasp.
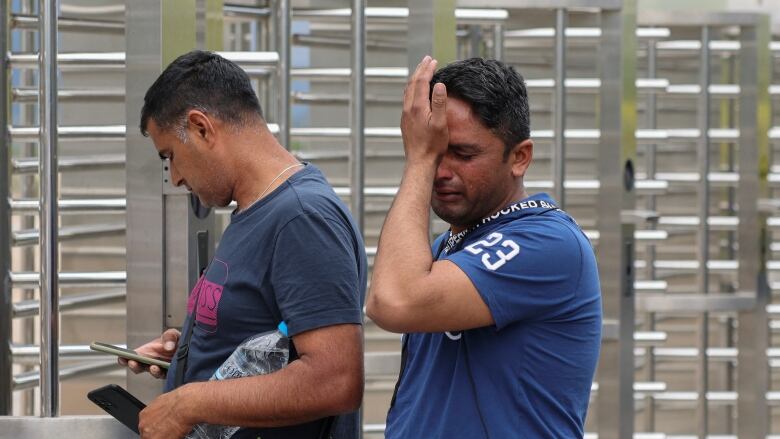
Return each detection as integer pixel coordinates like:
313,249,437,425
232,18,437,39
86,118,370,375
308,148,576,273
119,50,366,439
366,57,602,437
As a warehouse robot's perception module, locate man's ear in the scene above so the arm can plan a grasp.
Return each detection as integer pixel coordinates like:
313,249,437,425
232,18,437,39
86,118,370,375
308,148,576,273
509,139,533,178
186,109,217,148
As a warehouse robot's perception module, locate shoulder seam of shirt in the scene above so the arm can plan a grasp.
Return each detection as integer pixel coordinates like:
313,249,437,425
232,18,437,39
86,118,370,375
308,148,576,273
271,210,323,254
270,171,321,250
323,216,356,243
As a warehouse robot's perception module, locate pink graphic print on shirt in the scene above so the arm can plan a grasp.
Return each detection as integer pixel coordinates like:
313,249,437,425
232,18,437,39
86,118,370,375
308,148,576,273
187,258,229,333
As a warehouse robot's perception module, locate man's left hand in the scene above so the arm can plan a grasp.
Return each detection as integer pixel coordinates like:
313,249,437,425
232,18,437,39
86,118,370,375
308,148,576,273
138,386,196,439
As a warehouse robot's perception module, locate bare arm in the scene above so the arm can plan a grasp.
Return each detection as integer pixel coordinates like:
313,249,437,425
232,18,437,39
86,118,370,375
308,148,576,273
139,324,363,438
366,56,493,334
187,323,363,426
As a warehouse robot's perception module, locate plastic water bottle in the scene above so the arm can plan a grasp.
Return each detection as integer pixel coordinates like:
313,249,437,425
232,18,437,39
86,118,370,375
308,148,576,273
186,322,290,439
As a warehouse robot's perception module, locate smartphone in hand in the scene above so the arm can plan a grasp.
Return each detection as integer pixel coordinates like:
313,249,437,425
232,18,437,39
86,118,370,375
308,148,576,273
90,341,171,369
87,384,146,434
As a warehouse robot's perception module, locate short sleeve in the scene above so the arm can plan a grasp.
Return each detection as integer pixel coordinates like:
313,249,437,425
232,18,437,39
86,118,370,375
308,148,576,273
270,212,364,336
444,219,583,329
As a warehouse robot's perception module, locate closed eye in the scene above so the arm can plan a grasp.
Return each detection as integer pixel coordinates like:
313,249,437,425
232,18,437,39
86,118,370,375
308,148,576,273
453,151,476,161
449,143,481,161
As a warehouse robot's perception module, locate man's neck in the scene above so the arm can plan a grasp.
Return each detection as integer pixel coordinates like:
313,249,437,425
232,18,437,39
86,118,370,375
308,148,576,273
231,129,299,211
448,187,530,234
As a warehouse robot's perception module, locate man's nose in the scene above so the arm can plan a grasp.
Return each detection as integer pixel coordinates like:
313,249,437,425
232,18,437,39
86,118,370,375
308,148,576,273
435,157,454,181
169,163,184,187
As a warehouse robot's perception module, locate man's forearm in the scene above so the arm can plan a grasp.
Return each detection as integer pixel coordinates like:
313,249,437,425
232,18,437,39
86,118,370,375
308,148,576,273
179,353,361,428
372,161,437,294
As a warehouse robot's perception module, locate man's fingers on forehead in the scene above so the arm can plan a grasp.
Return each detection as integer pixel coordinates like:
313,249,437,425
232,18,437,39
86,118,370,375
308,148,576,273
415,57,425,72
417,54,430,68
423,57,435,80
414,72,429,87
404,55,433,111
406,58,429,104
412,55,431,80
403,79,416,110
427,58,438,74
413,58,437,105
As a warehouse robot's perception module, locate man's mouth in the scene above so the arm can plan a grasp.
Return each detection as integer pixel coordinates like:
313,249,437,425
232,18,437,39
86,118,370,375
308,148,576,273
434,189,462,201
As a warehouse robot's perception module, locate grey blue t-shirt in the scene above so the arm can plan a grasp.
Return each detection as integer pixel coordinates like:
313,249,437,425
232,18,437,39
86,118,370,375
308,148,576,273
164,163,367,439
385,193,601,438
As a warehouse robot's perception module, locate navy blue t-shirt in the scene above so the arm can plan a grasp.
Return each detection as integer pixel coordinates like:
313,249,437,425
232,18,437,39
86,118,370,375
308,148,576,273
385,193,601,439
165,164,367,439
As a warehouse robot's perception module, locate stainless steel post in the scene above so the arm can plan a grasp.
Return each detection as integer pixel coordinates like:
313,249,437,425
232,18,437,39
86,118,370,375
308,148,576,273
553,8,566,208
21,0,38,417
350,4,366,436
468,25,482,57
196,0,206,49
265,2,277,128
643,39,658,432
736,14,770,438
407,0,456,69
0,0,12,416
350,0,365,233
492,24,503,61
38,0,59,417
595,1,637,438
695,25,711,439
276,0,290,149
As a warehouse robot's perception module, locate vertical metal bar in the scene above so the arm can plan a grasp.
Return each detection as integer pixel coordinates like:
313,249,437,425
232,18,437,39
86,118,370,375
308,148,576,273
260,0,278,131
468,25,482,58
695,25,711,439
736,15,770,438
553,8,566,208
38,0,59,417
350,3,366,433
196,0,206,49
0,0,12,416
195,0,223,51
276,0,290,149
205,1,223,52
718,52,736,435
595,2,636,438
643,39,658,433
21,0,37,416
407,0,456,69
492,24,503,61
258,5,274,122
350,0,365,233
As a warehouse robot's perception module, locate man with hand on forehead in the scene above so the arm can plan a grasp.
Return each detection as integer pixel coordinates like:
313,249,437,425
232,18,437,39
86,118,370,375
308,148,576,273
367,56,602,438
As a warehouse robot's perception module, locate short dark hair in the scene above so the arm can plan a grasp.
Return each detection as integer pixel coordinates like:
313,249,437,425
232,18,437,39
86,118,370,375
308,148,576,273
140,50,263,137
430,58,530,159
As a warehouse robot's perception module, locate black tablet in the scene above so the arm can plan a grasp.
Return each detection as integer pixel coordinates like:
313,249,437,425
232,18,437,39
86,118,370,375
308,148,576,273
88,384,146,435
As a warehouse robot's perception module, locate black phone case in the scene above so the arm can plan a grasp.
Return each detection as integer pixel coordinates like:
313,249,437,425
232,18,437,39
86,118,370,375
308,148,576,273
87,384,146,435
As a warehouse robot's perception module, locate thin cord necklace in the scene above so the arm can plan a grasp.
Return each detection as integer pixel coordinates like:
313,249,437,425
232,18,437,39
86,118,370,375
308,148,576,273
240,162,304,212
